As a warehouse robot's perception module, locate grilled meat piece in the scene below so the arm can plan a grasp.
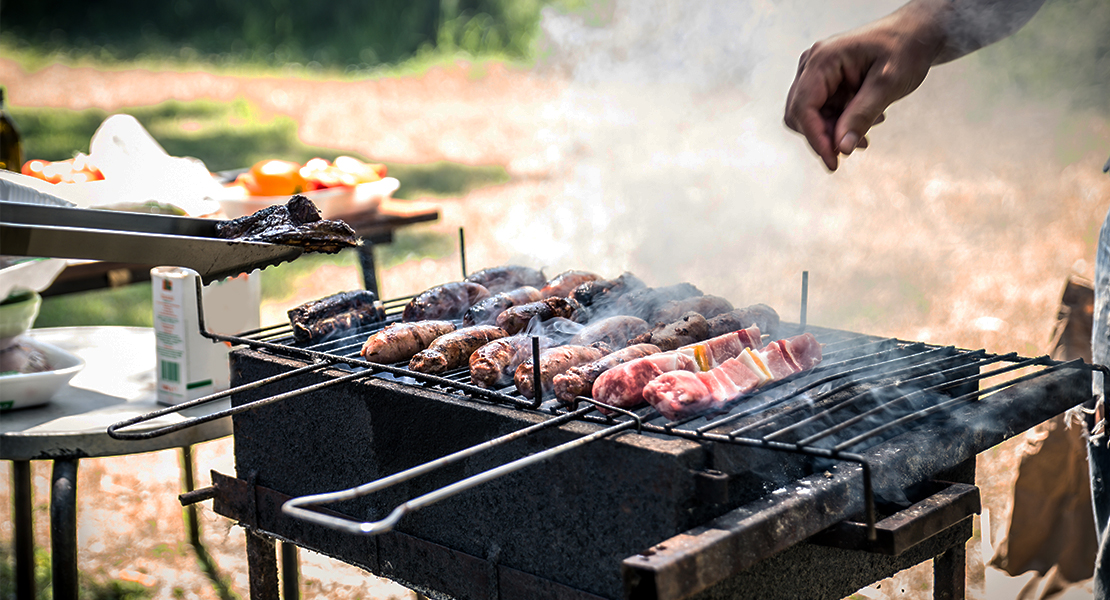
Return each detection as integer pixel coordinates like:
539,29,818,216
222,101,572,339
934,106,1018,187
403,281,492,322
495,297,581,335
360,320,457,364
568,315,650,349
409,325,508,374
569,272,646,307
553,343,661,403
540,270,602,299
592,352,698,412
287,290,384,343
463,286,544,326
464,265,546,295
215,195,359,253
706,303,780,338
611,283,703,320
470,334,552,389
651,295,734,324
629,311,710,351
514,344,609,400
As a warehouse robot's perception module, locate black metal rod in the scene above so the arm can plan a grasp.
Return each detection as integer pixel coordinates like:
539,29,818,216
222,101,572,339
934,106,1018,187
281,542,300,600
51,458,79,600
800,270,808,330
12,460,35,600
531,335,543,408
459,227,467,278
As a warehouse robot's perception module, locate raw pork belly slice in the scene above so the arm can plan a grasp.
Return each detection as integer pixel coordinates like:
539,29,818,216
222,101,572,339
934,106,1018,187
779,332,822,370
642,371,713,420
735,325,763,350
592,352,696,412
715,357,764,396
757,343,799,380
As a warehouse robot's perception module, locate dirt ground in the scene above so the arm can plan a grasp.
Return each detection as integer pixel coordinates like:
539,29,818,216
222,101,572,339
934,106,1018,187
2,41,1110,600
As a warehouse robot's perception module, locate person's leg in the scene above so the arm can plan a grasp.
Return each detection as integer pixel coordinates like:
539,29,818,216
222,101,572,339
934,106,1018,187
1089,206,1110,599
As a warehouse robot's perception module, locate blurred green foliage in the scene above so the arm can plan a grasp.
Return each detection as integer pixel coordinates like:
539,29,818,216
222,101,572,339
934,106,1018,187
974,0,1110,113
0,0,569,72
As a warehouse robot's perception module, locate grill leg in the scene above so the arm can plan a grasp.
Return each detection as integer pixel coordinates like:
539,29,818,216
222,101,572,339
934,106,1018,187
13,460,35,600
358,243,379,297
933,544,966,600
281,541,299,600
247,529,279,600
51,458,79,600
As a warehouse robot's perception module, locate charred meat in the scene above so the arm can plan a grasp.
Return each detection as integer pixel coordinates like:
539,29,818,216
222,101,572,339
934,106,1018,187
469,334,552,389
409,325,508,374
569,272,647,314
651,295,734,324
552,343,661,403
360,320,457,364
706,303,780,338
463,286,544,326
464,265,546,295
611,283,703,321
513,344,610,400
629,311,710,351
287,289,383,343
568,315,651,349
495,297,581,335
216,195,359,253
540,270,602,299
403,281,492,322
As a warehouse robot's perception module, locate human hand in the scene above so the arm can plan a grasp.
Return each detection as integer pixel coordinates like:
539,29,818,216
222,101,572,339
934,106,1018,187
784,1,948,171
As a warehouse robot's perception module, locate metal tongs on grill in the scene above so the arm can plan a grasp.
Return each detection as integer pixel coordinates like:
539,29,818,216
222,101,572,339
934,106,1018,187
0,200,305,283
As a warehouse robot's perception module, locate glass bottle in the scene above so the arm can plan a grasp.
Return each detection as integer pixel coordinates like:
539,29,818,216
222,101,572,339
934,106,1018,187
0,87,24,173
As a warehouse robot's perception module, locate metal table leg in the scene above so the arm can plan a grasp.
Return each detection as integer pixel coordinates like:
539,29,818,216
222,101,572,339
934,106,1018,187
281,541,299,600
247,528,279,600
933,544,966,600
51,458,79,600
13,460,35,599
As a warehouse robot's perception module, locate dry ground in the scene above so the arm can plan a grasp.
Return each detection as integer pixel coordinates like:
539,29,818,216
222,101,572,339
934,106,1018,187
1,50,1109,600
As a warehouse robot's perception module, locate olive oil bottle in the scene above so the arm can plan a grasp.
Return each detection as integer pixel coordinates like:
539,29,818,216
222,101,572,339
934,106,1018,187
0,87,24,172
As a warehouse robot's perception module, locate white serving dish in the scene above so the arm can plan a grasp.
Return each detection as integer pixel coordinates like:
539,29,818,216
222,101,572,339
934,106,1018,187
0,337,86,411
218,177,400,220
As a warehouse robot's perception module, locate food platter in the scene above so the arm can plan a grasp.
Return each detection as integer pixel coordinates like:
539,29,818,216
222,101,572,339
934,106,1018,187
0,337,85,411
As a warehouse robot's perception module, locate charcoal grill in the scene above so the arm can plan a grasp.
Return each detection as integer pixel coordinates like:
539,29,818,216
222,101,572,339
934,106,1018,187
109,274,1102,600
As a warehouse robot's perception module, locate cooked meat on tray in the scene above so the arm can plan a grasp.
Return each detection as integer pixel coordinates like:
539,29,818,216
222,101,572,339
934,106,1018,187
644,333,822,420
495,297,581,335
651,294,734,324
707,303,781,338
463,286,544,326
514,344,610,400
552,343,661,403
629,311,710,351
568,315,651,349
360,320,457,364
409,325,509,374
215,195,360,253
611,283,703,321
539,270,602,299
464,265,546,295
403,281,492,322
287,289,384,343
591,352,698,412
470,334,553,389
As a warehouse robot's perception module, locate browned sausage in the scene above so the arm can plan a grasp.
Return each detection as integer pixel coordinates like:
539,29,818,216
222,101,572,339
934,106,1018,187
651,295,734,324
403,281,491,322
706,304,781,338
553,343,661,403
469,334,551,388
568,315,651,349
463,286,544,326
514,344,609,400
540,270,601,299
409,325,508,374
495,297,580,335
465,265,546,294
628,311,710,351
360,320,456,363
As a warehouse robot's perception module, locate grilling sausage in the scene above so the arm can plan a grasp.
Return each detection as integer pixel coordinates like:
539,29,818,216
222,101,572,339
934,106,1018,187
611,283,703,320
540,270,601,299
629,311,710,351
464,265,547,295
469,334,552,388
463,286,544,326
568,315,651,349
288,290,384,343
360,320,457,364
496,297,581,335
705,303,780,338
514,344,609,400
569,272,646,308
403,281,492,322
651,295,734,324
553,343,661,403
409,325,508,374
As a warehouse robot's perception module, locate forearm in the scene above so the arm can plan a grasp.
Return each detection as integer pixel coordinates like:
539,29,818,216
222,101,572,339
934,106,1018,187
932,0,1049,63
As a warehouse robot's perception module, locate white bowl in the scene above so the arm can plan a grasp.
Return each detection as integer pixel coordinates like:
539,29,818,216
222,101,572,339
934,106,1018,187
218,177,400,220
0,337,86,411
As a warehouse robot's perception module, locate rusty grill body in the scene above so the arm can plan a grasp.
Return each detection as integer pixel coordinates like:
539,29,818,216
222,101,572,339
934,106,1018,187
115,284,1097,600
